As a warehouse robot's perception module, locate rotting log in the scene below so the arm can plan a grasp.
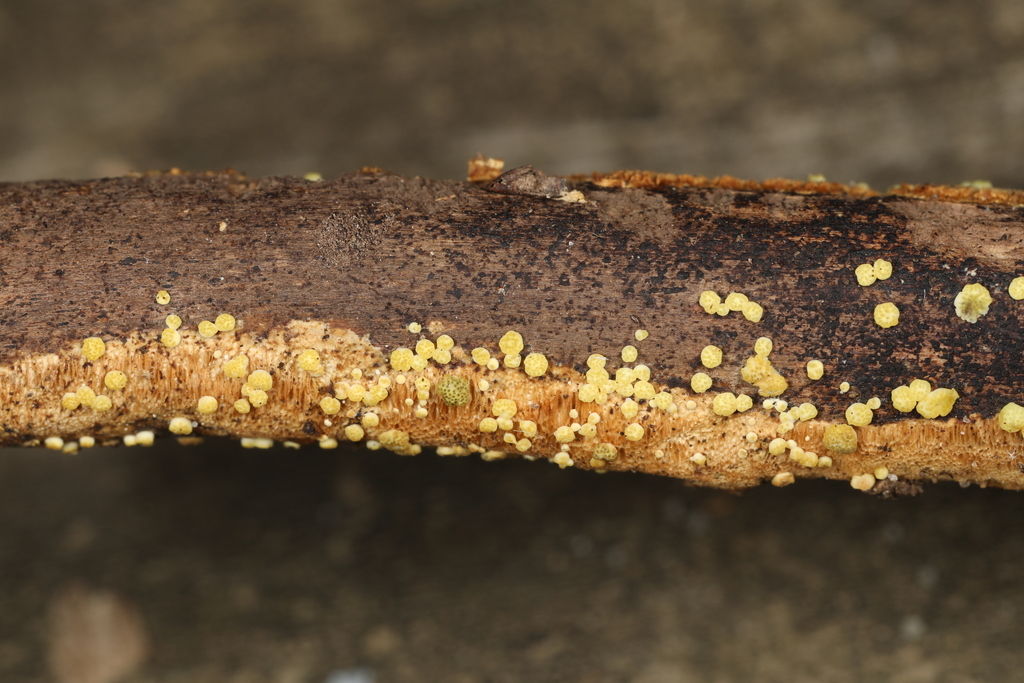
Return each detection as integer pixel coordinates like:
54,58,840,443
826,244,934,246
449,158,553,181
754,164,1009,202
3,162,1024,494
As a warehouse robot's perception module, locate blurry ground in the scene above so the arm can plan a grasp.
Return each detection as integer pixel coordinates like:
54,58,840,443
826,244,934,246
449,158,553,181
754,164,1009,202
1,1,1024,681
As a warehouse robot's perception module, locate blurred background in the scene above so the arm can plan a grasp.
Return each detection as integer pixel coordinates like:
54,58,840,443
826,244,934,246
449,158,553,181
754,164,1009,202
2,1,1024,681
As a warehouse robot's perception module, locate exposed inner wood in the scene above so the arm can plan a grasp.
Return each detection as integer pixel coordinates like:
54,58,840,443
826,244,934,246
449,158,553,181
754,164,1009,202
2,169,1023,491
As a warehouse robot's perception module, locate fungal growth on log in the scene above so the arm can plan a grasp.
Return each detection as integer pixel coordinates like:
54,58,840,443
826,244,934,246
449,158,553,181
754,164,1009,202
3,158,1024,494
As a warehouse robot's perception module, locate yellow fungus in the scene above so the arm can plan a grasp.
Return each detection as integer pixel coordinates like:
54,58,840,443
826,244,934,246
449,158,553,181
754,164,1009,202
620,345,639,363
164,314,182,330
712,392,738,417
874,466,889,480
908,379,932,401
618,423,643,440
634,329,649,341
874,302,900,328
415,339,435,358
865,397,881,410
345,424,366,441
503,433,516,444
357,413,378,429
91,395,112,411
592,443,618,461
197,321,218,338
436,334,455,351
1009,277,1024,301
504,354,522,369
553,452,574,468
954,283,993,323
633,365,651,382
523,352,549,377
620,399,640,419
891,385,916,412
742,301,764,322
768,438,787,456
414,406,429,418
724,292,748,311
431,348,452,364
850,474,876,491
248,389,269,407
553,426,575,443
873,259,893,280
633,380,656,401
735,394,754,412
691,373,712,393
744,431,758,444
77,436,95,448
223,354,249,379
753,337,773,357
319,438,339,450
436,375,471,406
60,393,81,410
755,371,788,397
698,290,721,313
652,392,674,411
345,384,366,403
855,263,876,286
320,396,342,415
578,384,600,402
772,472,795,487
389,348,415,372
586,354,607,370
714,303,730,316
103,370,127,391
818,456,833,468
499,331,525,355
806,360,824,380
496,416,513,431
233,399,251,414
845,402,873,427
690,453,707,466
515,438,532,452
45,436,64,451
700,345,723,369
839,381,851,393
915,388,959,419
775,400,789,413
492,398,518,418
75,386,96,408
515,420,536,437
295,348,320,373
471,347,491,365
168,417,192,435
407,322,422,333
998,402,1024,432
197,396,219,414
822,424,858,453
160,328,181,348
477,380,490,392
741,355,773,384
795,403,817,421
156,290,171,305
81,337,106,361
215,314,236,332
579,423,597,438
245,370,272,392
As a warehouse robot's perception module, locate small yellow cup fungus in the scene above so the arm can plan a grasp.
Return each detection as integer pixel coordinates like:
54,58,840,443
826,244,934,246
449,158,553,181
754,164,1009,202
624,423,644,441
755,371,788,397
436,375,471,406
652,392,674,411
168,417,193,435
915,388,959,419
523,352,549,377
233,399,251,414
621,345,639,363
634,329,649,341
621,399,640,419
320,396,342,415
407,322,422,333
499,330,525,355
197,396,219,414
822,424,858,454
855,263,876,287
214,314,236,332
741,301,764,322
76,386,96,407
578,423,597,438
845,402,873,426
553,426,575,443
865,397,881,410
103,370,128,391
91,395,113,411
390,348,414,372
633,365,651,382
890,385,917,412
471,348,491,365
698,290,721,313
735,394,754,412
578,384,600,402
724,292,748,311
503,354,522,369
873,259,893,280
806,360,824,380
873,302,900,328
61,393,81,410
1009,277,1024,301
491,398,518,418
700,345,723,369
345,424,366,441
954,283,993,323
753,337,773,357
633,380,656,400
436,334,455,351
81,337,106,361
165,314,182,330
246,370,273,392
345,384,366,402
908,379,931,401
223,354,249,379
768,438,788,456
161,328,181,348
592,443,618,461
319,438,339,450
691,372,712,393
772,472,795,487
297,348,323,375
850,474,876,491
156,290,171,305
712,392,738,417
431,348,452,365
999,403,1024,432
415,339,435,358
516,438,532,452
197,321,218,338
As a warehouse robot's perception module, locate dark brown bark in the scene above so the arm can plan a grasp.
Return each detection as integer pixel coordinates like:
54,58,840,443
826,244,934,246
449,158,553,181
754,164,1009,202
2,168,1024,490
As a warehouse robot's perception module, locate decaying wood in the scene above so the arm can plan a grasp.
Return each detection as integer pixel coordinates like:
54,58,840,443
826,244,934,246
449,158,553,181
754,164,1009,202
2,164,1024,493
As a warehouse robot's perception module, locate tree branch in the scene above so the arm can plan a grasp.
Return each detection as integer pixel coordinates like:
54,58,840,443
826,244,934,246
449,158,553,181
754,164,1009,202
2,165,1023,493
